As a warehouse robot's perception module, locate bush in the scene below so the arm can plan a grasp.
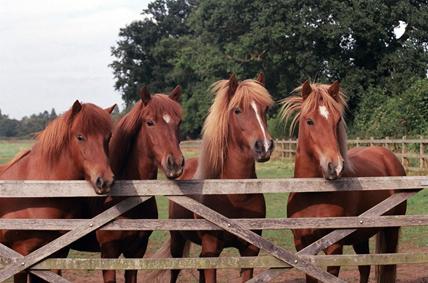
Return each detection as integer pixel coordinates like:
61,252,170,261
350,78,428,138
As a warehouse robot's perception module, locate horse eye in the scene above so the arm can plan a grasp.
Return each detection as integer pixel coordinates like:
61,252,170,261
307,119,314,126
234,107,242,114
147,120,155,126
76,134,85,141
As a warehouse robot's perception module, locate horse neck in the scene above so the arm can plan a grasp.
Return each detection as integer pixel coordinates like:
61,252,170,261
221,142,256,179
117,132,157,180
294,131,323,178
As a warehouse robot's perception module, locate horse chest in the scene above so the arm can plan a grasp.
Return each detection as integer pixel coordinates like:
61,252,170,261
201,194,266,218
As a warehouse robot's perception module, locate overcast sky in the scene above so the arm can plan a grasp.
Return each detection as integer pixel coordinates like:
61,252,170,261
0,0,151,119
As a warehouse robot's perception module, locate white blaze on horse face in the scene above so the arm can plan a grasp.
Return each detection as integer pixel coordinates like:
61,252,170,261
319,105,329,120
163,114,171,124
336,155,344,176
251,101,269,152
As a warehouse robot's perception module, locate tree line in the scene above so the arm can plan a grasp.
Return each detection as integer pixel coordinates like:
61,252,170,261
110,0,428,139
0,109,57,138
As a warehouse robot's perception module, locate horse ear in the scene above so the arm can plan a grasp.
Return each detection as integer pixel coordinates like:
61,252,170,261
71,100,82,117
139,85,151,105
301,81,312,100
227,73,238,98
328,80,340,101
256,72,265,86
105,104,117,114
169,85,182,102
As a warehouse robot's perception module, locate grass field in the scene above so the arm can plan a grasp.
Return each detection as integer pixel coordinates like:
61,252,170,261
0,140,426,254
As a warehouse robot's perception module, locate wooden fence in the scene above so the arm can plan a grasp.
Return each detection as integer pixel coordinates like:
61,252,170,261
181,137,428,173
0,177,427,282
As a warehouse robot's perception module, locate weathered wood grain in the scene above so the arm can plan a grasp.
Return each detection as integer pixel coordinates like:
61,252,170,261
0,243,71,283
248,190,419,283
1,253,422,270
168,195,345,283
0,215,426,231
0,176,426,197
0,196,150,282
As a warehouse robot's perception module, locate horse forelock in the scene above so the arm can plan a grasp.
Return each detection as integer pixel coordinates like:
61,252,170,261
197,79,273,179
280,83,353,172
36,103,112,165
280,83,347,134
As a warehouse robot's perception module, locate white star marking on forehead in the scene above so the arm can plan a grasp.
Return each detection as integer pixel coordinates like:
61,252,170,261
319,105,329,120
163,114,171,124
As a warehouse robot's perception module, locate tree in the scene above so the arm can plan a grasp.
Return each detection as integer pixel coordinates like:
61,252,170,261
110,0,196,105
110,0,428,138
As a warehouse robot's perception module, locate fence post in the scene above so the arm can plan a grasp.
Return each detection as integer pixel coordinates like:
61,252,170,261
420,136,424,170
384,136,389,149
356,137,360,147
370,137,374,147
401,136,406,167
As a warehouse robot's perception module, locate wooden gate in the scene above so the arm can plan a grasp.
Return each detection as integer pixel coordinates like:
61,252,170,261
0,176,427,282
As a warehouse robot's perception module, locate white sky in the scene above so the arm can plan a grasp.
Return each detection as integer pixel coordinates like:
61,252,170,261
0,0,151,119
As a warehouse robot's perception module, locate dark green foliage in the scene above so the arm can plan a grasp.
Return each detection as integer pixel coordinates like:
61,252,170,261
352,79,428,138
110,0,428,138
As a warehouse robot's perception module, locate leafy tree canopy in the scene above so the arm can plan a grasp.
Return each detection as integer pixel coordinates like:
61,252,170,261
110,0,428,138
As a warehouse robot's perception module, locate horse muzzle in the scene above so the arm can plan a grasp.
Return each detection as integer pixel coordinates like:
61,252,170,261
163,154,185,179
94,176,115,194
254,139,274,162
322,160,344,180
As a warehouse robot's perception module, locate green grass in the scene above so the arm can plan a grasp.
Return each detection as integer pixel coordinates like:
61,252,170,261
0,140,426,250
0,140,34,164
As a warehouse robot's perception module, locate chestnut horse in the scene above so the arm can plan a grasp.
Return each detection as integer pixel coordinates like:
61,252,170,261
0,101,115,282
147,73,274,283
73,85,185,283
281,81,407,283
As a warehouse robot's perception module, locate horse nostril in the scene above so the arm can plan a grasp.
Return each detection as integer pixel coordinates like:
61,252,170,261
255,140,263,152
180,156,185,167
96,176,104,189
167,155,174,168
327,162,336,176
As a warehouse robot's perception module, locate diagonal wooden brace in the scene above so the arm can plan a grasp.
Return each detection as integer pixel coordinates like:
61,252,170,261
0,196,150,282
247,190,420,282
0,243,70,283
168,195,346,283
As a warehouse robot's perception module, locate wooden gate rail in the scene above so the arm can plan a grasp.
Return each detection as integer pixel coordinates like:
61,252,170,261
1,253,427,270
169,195,346,282
248,190,420,282
0,197,151,282
0,241,70,283
0,176,426,197
0,215,426,231
0,177,426,282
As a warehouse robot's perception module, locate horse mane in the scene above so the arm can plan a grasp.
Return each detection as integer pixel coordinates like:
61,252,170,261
280,83,353,173
196,79,273,179
109,94,182,175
